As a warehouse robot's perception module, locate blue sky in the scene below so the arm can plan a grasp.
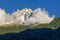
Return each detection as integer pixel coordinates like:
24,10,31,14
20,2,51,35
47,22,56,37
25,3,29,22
0,0,60,17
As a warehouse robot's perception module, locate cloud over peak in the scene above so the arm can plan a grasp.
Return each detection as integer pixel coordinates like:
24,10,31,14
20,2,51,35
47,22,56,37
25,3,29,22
0,8,55,26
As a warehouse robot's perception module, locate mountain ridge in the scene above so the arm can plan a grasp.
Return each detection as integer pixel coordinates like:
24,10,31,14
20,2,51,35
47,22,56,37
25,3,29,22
0,17,59,34
0,8,54,25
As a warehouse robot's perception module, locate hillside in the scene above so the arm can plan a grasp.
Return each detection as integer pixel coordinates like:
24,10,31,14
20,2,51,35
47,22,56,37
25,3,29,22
31,18,60,29
0,18,60,34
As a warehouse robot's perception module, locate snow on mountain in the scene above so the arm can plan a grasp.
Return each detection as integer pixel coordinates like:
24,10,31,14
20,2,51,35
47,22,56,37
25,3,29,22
12,8,33,24
24,8,55,26
0,8,55,26
0,9,15,25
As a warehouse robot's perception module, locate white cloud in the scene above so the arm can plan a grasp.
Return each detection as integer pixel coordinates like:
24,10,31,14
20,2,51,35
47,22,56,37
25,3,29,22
24,8,55,26
0,9,15,25
0,8,55,26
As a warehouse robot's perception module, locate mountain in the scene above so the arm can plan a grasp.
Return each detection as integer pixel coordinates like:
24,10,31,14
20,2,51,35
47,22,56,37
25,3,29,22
0,17,60,34
31,18,60,29
0,8,59,34
0,8,54,26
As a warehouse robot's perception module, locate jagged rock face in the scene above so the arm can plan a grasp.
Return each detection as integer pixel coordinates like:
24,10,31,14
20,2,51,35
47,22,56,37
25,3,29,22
0,9,16,25
0,9,9,24
12,8,33,24
0,8,55,26
23,8,55,26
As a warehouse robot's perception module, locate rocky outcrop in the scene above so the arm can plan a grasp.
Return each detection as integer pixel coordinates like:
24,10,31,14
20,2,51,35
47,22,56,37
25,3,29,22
0,8,55,26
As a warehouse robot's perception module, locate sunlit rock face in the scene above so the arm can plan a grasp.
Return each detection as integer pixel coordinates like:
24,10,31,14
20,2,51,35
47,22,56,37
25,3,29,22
12,8,33,24
0,9,15,25
23,8,55,26
0,8,55,26
0,9,6,24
